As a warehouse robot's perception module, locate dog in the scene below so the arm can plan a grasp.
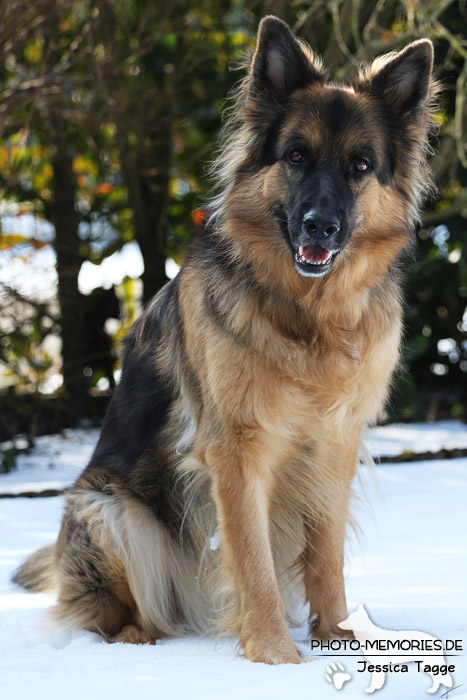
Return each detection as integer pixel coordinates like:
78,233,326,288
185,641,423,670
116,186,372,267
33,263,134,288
338,605,454,693
14,17,437,665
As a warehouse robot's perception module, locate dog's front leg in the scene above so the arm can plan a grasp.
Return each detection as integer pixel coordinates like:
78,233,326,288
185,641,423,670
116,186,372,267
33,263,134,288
304,507,349,640
304,439,359,639
207,443,300,664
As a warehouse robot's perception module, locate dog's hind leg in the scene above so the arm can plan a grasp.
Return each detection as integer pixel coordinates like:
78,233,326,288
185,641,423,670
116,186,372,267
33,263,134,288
52,509,138,639
50,485,202,641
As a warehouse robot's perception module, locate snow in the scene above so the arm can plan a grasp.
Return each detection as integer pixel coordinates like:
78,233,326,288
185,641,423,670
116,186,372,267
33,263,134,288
209,530,221,551
0,429,97,495
366,421,467,458
0,424,466,699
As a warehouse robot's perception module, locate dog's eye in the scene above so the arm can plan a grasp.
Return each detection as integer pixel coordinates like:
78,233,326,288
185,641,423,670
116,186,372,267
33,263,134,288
352,158,370,173
287,148,305,165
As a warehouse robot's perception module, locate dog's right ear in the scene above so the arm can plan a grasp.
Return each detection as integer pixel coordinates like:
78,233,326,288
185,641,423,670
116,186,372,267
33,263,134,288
249,16,325,102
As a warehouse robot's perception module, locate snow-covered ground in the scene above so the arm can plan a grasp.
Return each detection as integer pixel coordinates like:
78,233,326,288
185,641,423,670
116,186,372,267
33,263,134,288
0,423,466,700
0,429,98,495
365,421,467,458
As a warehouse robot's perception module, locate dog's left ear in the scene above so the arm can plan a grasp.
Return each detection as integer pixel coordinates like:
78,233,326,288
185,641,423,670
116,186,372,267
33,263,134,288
358,40,434,115
250,16,325,102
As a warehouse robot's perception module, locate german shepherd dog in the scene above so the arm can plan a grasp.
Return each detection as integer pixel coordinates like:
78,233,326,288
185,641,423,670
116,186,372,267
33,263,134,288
14,17,437,664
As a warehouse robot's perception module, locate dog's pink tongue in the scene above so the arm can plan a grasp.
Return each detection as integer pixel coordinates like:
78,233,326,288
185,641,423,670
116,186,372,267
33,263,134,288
302,244,331,264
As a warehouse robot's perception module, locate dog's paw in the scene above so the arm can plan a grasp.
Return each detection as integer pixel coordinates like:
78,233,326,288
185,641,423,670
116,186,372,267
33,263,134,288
244,637,301,664
309,614,354,642
111,625,156,645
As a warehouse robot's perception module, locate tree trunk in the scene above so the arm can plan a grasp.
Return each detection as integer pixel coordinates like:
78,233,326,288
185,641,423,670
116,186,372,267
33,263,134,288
50,115,86,403
118,115,171,305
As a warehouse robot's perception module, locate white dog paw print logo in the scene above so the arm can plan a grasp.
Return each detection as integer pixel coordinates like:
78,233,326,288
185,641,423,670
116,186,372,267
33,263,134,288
325,662,352,690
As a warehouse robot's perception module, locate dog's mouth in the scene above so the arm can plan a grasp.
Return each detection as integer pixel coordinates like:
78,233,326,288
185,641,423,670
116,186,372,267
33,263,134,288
274,209,343,279
294,244,338,277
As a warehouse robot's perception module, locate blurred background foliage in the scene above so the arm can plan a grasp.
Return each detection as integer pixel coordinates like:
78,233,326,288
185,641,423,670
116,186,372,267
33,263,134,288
0,0,466,443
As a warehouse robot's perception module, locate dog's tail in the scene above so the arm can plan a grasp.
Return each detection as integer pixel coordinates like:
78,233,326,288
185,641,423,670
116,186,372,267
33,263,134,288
12,545,56,592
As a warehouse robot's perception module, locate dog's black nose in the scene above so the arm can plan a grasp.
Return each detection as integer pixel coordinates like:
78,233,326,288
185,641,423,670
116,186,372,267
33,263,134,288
303,210,340,237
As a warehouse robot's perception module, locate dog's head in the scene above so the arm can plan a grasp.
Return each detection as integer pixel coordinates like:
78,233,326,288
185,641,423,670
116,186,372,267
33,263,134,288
216,17,436,291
